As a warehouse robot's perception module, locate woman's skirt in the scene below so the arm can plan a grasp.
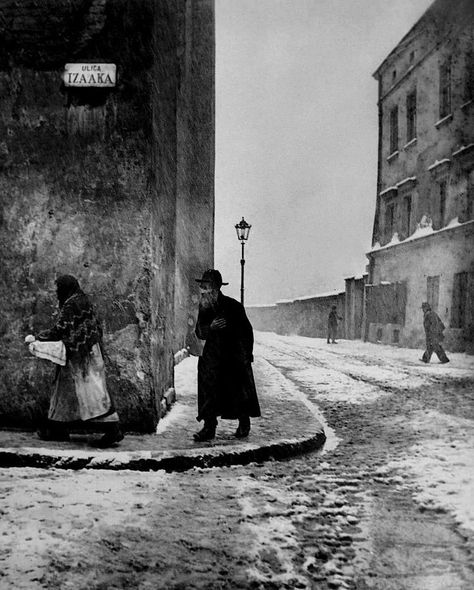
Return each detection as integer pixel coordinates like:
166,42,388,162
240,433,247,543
48,344,118,423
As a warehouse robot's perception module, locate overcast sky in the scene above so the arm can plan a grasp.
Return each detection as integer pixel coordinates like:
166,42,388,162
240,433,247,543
214,0,434,305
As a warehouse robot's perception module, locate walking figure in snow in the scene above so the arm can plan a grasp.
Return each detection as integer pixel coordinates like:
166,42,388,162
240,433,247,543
34,275,124,447
327,305,342,344
420,302,449,364
193,269,261,442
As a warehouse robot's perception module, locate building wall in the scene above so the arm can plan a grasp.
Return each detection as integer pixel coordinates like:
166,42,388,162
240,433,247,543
0,0,215,430
247,293,346,340
367,223,474,352
368,0,474,353
174,0,215,355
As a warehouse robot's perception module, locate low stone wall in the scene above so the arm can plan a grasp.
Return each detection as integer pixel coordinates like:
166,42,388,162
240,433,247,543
247,292,346,340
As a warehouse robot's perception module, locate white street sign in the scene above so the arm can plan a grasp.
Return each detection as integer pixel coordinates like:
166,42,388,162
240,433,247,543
63,63,116,88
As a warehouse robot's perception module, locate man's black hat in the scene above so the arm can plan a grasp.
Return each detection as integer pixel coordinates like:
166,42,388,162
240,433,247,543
195,269,229,287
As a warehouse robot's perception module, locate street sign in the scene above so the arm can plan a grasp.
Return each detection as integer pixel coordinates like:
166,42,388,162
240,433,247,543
63,63,116,88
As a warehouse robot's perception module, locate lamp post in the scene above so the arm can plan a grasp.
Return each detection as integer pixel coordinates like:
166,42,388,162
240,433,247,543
235,217,251,306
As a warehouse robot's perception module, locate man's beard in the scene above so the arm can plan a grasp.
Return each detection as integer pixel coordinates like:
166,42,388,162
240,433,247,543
201,291,218,309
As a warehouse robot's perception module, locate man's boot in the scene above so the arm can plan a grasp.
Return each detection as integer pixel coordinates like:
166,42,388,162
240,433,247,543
193,419,217,442
235,415,251,438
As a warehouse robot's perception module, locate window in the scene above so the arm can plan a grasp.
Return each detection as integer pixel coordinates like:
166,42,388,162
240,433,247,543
465,49,474,102
451,272,468,328
467,172,474,220
385,202,395,238
409,51,415,63
406,90,417,142
427,276,440,312
439,59,452,118
438,180,447,228
389,106,398,154
402,195,412,237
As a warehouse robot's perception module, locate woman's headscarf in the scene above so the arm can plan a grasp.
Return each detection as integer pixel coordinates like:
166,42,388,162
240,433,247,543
56,274,81,307
40,274,103,373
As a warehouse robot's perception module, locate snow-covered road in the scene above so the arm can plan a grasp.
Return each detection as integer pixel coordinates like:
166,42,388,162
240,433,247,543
0,333,473,589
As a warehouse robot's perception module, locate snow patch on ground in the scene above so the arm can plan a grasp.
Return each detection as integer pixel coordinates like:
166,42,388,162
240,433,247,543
235,476,311,588
388,410,474,532
256,355,338,450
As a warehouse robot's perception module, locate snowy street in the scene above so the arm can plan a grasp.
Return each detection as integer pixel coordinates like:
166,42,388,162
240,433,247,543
1,333,473,589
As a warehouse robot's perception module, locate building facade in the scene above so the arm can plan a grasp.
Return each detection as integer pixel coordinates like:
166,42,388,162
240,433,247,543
0,0,215,431
367,0,474,353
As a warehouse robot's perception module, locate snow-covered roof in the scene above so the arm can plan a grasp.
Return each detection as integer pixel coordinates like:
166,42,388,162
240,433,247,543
369,217,472,254
294,290,345,302
247,303,277,309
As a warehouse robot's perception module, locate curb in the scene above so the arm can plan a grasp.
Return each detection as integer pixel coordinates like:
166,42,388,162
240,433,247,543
0,430,326,473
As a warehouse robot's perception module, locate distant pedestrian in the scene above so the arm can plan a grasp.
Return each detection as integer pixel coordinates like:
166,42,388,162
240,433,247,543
193,269,261,442
35,275,124,447
420,302,449,364
327,305,342,344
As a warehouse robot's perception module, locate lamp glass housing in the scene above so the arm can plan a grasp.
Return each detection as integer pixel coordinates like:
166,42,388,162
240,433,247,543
235,217,251,242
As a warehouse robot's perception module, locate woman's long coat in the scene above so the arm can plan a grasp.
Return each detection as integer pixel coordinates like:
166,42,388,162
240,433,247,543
195,292,261,422
38,289,115,423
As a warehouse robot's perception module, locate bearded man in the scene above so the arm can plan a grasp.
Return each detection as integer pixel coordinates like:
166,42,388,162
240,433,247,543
193,269,261,442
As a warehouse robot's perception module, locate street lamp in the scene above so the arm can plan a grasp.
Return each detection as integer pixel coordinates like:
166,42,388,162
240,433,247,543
235,217,251,306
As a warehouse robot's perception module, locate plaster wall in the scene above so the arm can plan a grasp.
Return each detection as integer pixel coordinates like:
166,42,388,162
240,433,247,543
374,1,474,247
368,222,474,352
247,293,345,340
0,0,215,431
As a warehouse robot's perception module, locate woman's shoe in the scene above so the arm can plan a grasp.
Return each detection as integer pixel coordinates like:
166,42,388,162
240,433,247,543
37,428,70,442
90,424,124,448
37,421,70,442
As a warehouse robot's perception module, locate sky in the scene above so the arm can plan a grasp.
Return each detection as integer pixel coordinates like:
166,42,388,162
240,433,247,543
214,0,434,305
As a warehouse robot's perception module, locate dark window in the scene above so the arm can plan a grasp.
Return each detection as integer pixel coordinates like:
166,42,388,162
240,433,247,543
366,282,407,326
389,106,398,153
439,180,447,228
385,202,395,238
467,171,474,220
402,195,412,237
392,329,400,343
427,276,440,312
392,70,397,81
439,59,452,118
465,49,474,102
406,90,417,141
409,51,415,63
376,327,383,341
451,272,468,328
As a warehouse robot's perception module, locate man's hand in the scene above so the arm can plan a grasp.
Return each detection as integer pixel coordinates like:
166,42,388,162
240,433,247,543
210,317,227,330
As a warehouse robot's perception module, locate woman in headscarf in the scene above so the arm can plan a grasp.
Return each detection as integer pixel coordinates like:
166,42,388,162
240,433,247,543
36,274,124,447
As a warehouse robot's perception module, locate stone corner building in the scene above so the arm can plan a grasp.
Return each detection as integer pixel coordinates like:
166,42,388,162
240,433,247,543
0,0,215,432
366,0,474,353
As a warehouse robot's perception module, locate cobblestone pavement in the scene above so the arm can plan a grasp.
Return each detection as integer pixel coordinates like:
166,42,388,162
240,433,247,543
0,334,473,589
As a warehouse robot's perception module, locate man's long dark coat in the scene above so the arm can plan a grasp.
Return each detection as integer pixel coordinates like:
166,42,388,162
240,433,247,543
195,292,261,422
